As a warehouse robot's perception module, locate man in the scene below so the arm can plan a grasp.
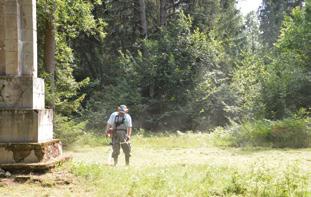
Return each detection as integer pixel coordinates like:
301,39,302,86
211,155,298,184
106,105,132,166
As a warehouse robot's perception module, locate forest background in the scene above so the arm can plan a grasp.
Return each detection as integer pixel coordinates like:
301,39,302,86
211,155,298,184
37,0,311,147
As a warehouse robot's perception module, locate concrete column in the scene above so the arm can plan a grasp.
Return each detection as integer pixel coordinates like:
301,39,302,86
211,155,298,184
20,0,37,77
3,0,20,76
0,1,5,75
1,0,37,77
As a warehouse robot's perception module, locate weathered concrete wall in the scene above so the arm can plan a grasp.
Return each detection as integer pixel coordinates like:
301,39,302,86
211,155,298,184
0,0,37,77
0,109,53,143
0,77,45,109
0,140,62,163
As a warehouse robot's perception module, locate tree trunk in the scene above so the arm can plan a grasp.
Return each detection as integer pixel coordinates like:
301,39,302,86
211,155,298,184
160,0,167,26
43,4,56,109
138,0,147,38
44,19,56,74
135,0,153,96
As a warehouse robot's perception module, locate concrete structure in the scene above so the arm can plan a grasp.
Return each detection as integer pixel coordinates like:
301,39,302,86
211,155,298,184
0,77,44,109
0,0,62,167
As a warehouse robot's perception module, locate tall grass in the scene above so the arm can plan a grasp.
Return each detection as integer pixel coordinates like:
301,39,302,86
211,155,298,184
63,127,311,196
69,161,310,197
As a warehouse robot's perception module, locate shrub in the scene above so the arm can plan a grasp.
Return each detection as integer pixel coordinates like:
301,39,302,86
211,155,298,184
269,118,311,148
54,115,86,146
211,118,311,148
232,120,272,147
54,114,109,147
209,126,236,147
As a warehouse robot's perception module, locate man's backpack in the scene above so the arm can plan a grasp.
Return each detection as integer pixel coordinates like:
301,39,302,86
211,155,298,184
114,115,125,128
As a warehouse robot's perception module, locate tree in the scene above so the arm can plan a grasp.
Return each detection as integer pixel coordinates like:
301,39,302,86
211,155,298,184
259,0,304,47
37,0,105,115
264,0,311,118
113,12,234,130
136,0,148,38
73,0,248,130
233,1,311,120
243,11,262,53
41,0,57,109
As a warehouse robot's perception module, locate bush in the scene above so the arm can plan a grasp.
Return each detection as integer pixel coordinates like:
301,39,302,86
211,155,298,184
211,118,311,148
233,120,272,147
54,114,111,147
269,118,311,148
54,115,86,146
209,126,236,147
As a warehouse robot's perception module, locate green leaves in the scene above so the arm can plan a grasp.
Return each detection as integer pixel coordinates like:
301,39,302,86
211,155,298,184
37,0,106,116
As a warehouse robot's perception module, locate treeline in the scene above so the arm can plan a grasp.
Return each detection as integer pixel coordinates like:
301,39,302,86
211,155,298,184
37,0,310,134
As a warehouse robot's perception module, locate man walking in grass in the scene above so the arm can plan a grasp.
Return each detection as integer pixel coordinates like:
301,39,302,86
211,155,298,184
106,105,132,166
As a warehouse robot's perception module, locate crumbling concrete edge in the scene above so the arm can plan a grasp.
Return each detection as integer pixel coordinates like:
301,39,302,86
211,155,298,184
0,154,72,173
0,139,62,163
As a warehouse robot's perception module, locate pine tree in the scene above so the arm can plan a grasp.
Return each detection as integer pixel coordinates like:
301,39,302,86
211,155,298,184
259,0,304,47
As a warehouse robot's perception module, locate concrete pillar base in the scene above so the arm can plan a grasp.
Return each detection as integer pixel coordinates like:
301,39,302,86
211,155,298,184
0,109,53,143
0,155,70,173
0,139,62,164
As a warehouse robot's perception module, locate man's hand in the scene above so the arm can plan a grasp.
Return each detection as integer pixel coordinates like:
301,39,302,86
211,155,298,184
126,135,131,141
127,127,132,141
106,128,113,138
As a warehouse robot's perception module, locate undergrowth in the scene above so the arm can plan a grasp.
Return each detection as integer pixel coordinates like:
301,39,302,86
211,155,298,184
210,117,311,148
55,114,311,149
55,115,108,147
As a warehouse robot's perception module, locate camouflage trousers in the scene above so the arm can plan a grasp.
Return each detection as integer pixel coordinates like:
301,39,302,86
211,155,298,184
112,130,131,164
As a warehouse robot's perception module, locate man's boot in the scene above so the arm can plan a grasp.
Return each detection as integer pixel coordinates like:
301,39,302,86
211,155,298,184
125,156,130,166
114,157,118,166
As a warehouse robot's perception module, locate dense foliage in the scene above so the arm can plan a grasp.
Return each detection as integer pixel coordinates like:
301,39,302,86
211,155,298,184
259,0,304,48
232,0,311,120
75,0,247,131
36,0,310,146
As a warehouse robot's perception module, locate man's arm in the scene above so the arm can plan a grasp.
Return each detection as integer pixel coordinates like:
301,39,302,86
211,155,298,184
126,114,132,139
106,123,112,132
106,112,115,134
127,127,132,139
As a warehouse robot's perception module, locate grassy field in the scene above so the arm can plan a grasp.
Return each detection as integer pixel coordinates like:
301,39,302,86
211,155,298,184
0,133,311,196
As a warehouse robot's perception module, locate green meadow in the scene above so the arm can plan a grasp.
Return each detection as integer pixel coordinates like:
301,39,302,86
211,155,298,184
1,133,310,197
